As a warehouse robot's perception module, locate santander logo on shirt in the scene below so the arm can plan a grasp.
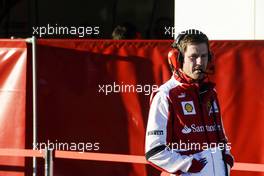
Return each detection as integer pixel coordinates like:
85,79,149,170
181,125,192,134
181,124,222,134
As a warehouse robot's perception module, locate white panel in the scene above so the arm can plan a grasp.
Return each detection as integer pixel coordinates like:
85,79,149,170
256,0,264,39
174,0,254,40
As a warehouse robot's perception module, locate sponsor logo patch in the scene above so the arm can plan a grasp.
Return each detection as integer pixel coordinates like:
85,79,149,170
178,92,186,98
147,130,164,136
181,101,196,115
181,124,222,134
208,100,219,116
181,125,192,134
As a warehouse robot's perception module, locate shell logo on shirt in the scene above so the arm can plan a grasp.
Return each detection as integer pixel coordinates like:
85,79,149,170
185,103,193,112
181,101,196,115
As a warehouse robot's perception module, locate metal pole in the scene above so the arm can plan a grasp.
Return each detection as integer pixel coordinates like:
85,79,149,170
26,36,38,176
253,0,256,39
32,36,38,176
44,148,54,176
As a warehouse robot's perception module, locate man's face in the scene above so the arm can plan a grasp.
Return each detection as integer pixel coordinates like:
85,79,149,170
182,43,209,80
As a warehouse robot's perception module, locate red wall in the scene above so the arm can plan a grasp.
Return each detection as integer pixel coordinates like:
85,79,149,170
1,40,264,176
0,40,27,176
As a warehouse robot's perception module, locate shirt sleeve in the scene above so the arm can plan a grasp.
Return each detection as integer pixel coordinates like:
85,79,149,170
145,91,193,173
213,90,234,168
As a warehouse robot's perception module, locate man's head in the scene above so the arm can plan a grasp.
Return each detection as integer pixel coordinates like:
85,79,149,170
172,29,211,80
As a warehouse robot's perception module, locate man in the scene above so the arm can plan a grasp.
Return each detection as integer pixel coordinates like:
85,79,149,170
145,29,234,176
112,23,141,39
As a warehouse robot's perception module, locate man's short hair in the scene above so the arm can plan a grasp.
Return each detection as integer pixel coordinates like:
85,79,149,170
170,29,212,69
172,29,210,54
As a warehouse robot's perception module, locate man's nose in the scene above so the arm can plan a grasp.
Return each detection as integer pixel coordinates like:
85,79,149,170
196,57,203,65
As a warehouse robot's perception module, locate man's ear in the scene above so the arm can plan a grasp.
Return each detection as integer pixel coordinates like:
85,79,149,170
168,49,180,72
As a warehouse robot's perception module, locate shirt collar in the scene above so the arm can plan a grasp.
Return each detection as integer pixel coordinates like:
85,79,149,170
173,69,215,90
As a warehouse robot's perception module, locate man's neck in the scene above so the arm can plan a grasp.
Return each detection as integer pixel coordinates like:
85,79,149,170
175,69,204,84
